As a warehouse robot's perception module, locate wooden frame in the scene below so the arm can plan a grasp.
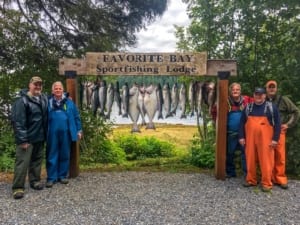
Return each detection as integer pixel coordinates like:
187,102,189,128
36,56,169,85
61,52,236,180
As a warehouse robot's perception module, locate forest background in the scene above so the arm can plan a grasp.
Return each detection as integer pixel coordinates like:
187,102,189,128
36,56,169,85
0,0,300,176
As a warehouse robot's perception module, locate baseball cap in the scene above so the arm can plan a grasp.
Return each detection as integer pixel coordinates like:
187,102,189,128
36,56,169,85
266,80,277,88
254,87,266,94
30,76,43,84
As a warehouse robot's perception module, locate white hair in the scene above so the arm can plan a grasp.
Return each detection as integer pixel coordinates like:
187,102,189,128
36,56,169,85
52,81,64,91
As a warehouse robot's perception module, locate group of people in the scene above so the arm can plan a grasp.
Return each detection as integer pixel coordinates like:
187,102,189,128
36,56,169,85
226,81,300,192
12,76,83,199
10,76,299,199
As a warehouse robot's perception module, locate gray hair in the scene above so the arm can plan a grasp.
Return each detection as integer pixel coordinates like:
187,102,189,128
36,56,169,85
52,81,64,91
229,82,241,92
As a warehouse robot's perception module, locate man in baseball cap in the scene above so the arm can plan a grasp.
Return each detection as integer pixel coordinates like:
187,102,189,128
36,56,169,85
11,75,48,199
239,86,281,192
266,80,277,88
254,87,266,94
30,76,43,84
265,80,300,189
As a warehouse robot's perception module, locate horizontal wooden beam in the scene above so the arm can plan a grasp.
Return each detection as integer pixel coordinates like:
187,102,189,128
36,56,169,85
59,58,86,75
206,59,237,76
58,53,236,76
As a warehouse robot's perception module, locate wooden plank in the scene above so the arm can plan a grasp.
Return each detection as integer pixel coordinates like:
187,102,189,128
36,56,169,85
207,60,237,76
65,71,80,178
85,52,207,76
215,73,229,180
58,54,237,77
59,58,86,75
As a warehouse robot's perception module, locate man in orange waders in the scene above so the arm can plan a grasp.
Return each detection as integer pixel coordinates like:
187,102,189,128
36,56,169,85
265,80,300,189
239,87,281,192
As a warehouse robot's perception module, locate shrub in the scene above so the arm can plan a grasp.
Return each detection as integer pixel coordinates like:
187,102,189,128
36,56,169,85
0,119,15,171
189,123,215,169
113,134,175,160
139,137,174,159
286,125,300,177
80,111,125,164
113,135,141,160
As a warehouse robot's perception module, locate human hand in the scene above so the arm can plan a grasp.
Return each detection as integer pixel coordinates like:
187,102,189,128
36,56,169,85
77,132,83,140
20,143,30,150
270,140,278,148
239,139,245,146
281,124,288,132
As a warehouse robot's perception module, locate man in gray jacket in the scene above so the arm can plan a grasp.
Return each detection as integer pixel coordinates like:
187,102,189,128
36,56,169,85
12,76,48,199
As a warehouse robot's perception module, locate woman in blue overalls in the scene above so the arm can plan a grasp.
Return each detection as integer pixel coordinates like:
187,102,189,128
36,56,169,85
226,83,253,178
46,81,82,187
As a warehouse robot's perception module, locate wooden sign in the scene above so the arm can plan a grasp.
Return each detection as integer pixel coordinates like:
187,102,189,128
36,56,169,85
59,53,237,77
59,58,86,75
86,52,207,76
207,59,237,76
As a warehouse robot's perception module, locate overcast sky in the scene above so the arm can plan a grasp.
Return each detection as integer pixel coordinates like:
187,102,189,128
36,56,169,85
127,0,190,53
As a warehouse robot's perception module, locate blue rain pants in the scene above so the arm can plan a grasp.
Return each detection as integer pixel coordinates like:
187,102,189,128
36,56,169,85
226,132,247,177
226,111,247,177
46,109,71,182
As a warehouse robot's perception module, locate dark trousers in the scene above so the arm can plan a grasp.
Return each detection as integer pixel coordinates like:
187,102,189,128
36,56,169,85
12,142,44,190
226,133,247,177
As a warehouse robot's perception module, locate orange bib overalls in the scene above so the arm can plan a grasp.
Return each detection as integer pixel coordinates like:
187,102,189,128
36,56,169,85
273,129,287,185
245,116,275,189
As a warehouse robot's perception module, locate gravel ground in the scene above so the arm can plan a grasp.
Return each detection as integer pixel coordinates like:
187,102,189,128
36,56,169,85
1,171,300,225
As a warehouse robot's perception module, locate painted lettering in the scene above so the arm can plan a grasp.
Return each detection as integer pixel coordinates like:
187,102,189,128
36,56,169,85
166,65,196,74
169,55,193,62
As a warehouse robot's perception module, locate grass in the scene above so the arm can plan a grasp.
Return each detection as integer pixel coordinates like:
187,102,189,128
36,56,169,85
111,123,198,151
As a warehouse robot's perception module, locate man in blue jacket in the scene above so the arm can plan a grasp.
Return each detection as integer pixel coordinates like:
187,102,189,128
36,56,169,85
46,81,83,188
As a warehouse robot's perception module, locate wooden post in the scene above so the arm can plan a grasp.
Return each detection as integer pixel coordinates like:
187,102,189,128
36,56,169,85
215,71,230,180
65,70,80,178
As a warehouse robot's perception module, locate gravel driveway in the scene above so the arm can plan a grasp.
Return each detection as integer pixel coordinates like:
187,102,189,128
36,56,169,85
1,171,300,225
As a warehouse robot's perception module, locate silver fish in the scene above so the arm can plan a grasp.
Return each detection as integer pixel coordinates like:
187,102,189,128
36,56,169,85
204,81,216,116
179,83,187,119
121,82,129,118
128,85,140,132
137,84,147,126
81,81,93,110
105,83,114,119
188,82,195,117
156,83,164,120
87,82,94,109
114,81,122,115
195,81,204,117
91,82,99,116
144,84,157,129
170,83,179,115
98,80,107,117
162,83,172,118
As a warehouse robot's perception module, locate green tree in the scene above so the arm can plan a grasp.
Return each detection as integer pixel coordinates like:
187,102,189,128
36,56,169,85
177,0,300,96
176,0,300,175
2,0,167,58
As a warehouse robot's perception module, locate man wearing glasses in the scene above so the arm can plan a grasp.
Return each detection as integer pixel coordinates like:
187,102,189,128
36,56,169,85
12,76,48,199
265,80,300,189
